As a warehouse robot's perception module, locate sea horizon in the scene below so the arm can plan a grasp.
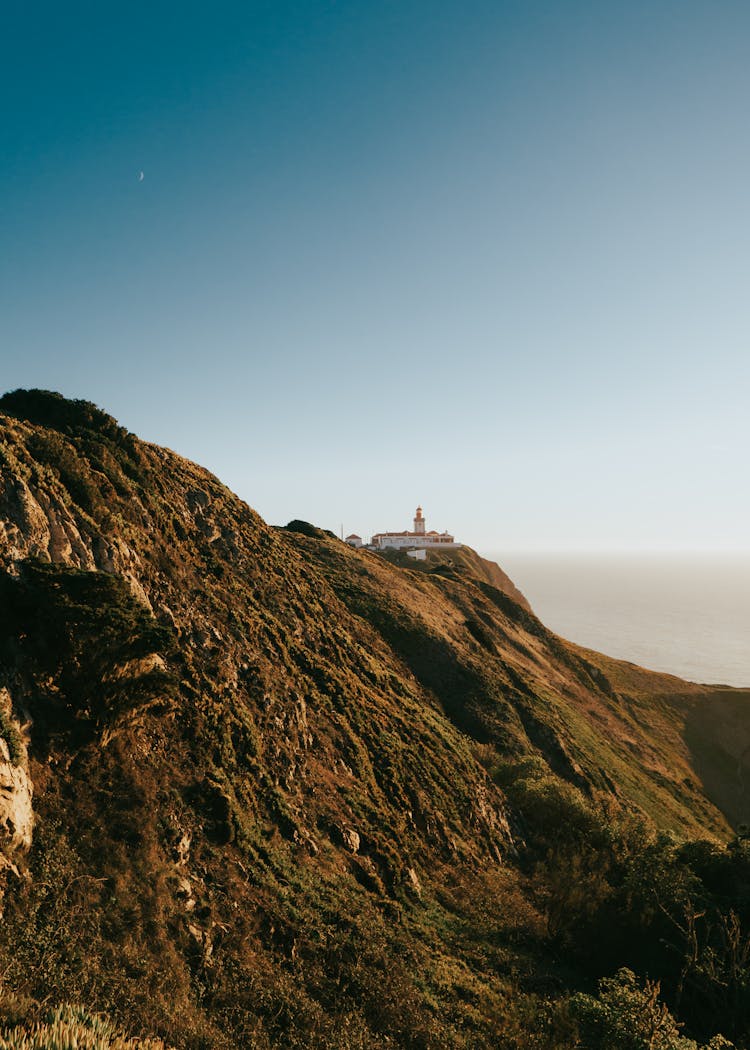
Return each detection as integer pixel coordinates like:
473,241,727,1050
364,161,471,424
486,550,750,689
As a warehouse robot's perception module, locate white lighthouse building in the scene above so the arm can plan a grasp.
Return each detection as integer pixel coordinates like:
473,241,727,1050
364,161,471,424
370,506,459,551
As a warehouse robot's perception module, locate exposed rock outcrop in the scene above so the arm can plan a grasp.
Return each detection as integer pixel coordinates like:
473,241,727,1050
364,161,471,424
0,688,33,869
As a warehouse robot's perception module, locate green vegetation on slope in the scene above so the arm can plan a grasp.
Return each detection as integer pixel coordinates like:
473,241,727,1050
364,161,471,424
0,390,747,1048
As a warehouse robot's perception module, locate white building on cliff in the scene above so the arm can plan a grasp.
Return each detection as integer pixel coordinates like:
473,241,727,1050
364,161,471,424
370,507,459,551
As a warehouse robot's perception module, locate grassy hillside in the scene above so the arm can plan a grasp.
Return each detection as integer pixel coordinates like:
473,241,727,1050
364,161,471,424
0,389,748,1049
376,543,532,610
296,530,737,839
573,643,750,830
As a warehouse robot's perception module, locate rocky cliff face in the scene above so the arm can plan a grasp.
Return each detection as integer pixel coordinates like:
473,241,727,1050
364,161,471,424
0,389,745,1050
0,688,32,867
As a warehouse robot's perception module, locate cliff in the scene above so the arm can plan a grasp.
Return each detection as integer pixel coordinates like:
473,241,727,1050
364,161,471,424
0,389,747,1049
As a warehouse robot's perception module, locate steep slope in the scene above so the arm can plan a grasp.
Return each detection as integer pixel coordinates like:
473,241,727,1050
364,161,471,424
0,389,747,1050
570,643,750,830
287,527,737,839
376,543,531,611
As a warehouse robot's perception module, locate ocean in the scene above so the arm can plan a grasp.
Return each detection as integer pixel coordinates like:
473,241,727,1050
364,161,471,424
486,553,750,688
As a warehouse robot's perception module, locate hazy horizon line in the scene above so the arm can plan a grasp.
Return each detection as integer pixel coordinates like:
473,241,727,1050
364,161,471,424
482,548,750,558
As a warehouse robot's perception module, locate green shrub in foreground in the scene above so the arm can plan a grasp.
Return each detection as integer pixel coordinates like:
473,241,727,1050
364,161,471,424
570,969,734,1050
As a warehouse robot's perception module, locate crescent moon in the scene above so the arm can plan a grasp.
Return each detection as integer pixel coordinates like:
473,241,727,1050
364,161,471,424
138,171,145,182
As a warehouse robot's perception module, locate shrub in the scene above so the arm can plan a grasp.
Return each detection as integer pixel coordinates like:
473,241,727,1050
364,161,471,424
0,562,177,746
0,390,126,444
0,1003,168,1049
570,969,734,1050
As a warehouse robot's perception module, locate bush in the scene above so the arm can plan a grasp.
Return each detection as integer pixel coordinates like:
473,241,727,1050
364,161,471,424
26,431,105,517
0,1003,168,1049
0,390,126,444
570,969,734,1050
0,561,177,746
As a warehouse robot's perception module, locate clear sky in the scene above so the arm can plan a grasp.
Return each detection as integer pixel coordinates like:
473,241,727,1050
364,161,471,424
2,1,749,552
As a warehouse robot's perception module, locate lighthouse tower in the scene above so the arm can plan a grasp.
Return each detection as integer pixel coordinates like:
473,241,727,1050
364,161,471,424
413,506,426,535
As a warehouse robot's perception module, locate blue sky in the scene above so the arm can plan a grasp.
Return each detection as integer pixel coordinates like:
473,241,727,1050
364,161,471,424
2,1,749,552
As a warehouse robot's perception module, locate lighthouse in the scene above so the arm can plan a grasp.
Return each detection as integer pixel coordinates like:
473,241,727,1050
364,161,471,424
370,506,458,550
